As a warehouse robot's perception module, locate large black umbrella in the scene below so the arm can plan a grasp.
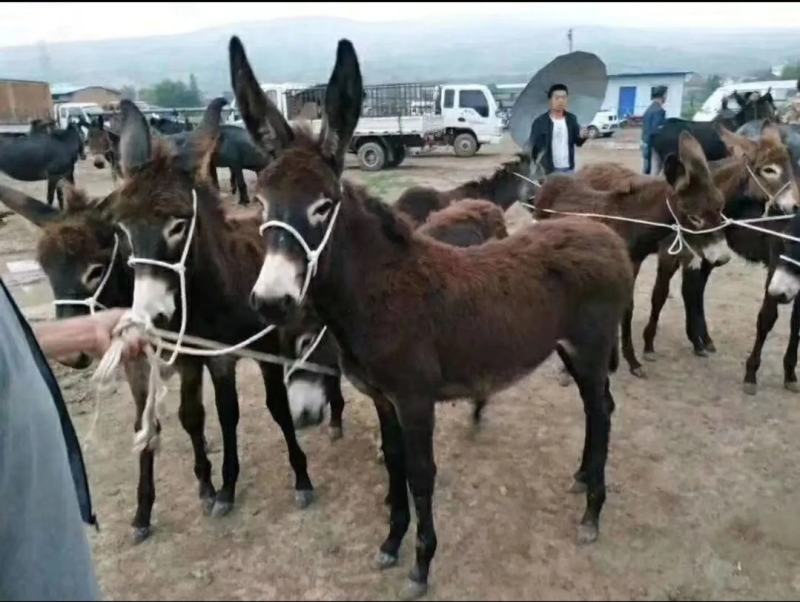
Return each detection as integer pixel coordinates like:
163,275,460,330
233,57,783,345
510,51,608,149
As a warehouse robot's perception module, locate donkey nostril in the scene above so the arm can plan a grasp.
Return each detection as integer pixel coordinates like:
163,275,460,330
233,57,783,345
279,295,294,311
249,291,261,311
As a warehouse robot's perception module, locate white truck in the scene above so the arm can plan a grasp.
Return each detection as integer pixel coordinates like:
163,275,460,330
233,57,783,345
228,82,504,170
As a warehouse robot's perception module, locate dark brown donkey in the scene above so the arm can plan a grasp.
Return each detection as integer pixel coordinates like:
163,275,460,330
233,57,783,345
641,124,800,393
109,99,322,526
531,137,729,376
233,36,633,598
0,181,319,543
394,153,544,226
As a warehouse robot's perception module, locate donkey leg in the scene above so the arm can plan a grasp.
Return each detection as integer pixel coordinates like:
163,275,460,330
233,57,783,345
46,176,57,208
207,357,240,517
209,165,220,190
125,359,157,543
681,264,709,356
784,296,800,392
557,345,590,494
643,252,680,359
620,261,644,377
373,395,411,569
396,401,437,600
697,260,717,352
260,362,315,508
235,169,249,206
325,375,345,441
230,168,237,195
744,287,780,395
177,359,215,515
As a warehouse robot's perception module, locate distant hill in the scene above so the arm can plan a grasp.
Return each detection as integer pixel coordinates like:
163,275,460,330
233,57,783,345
1,16,798,96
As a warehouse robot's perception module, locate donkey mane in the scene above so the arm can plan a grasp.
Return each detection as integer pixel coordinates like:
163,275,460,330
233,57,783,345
354,181,413,245
447,154,528,200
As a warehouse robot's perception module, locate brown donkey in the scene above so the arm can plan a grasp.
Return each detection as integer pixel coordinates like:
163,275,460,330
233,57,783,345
641,124,800,392
531,138,729,376
109,99,324,525
394,154,543,226
233,36,633,598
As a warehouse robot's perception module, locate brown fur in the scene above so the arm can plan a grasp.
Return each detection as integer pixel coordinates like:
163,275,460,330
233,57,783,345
417,199,508,244
394,154,537,226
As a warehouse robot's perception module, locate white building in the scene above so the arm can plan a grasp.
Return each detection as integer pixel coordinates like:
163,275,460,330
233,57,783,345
602,72,691,119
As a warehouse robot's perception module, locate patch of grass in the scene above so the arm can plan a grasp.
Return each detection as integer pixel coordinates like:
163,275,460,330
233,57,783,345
359,172,417,202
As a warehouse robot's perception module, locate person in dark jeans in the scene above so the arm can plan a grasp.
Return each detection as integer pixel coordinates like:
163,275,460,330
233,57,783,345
641,85,667,174
0,279,143,601
528,83,589,174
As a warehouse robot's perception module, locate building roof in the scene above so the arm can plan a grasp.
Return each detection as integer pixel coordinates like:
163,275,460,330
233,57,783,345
0,77,49,85
609,71,692,78
51,84,121,96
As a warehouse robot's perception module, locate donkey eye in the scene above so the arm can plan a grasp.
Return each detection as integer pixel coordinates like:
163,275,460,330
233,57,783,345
762,166,779,177
166,219,188,239
296,334,315,355
83,263,106,289
313,200,334,217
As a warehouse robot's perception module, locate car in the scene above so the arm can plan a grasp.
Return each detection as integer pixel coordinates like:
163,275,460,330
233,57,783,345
587,109,620,138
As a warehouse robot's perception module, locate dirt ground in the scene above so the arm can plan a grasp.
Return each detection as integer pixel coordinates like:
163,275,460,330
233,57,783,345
3,128,800,601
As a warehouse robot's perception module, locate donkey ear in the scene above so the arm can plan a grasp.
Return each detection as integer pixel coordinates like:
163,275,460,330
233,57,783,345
58,180,90,213
718,125,756,159
677,131,709,176
229,36,293,157
199,97,227,132
320,39,363,174
0,183,60,227
663,153,688,191
119,99,152,175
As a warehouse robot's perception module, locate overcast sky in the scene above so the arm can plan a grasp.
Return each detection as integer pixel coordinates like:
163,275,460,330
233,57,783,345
1,2,799,47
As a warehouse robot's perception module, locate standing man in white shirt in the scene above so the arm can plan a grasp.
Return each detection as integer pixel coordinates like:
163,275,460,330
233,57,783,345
528,83,589,174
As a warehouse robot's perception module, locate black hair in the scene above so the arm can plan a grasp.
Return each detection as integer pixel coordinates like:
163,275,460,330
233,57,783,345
651,85,667,100
547,83,568,98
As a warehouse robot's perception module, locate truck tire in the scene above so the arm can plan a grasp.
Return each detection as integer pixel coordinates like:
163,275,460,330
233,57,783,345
387,145,406,167
357,141,387,171
453,133,478,157
587,125,600,139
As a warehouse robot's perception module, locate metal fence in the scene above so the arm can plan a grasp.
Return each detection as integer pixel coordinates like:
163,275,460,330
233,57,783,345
285,83,440,120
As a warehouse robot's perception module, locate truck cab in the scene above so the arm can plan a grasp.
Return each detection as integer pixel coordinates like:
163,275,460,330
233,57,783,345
437,84,503,151
53,102,104,134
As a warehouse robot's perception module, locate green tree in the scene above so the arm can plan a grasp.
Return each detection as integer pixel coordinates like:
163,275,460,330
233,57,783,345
781,62,800,81
140,76,203,107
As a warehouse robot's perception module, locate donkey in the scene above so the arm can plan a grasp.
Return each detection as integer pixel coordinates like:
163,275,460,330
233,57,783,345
641,125,800,393
86,115,122,181
0,122,85,208
416,198,509,246
233,36,633,598
531,134,729,376
149,115,194,135
112,98,319,525
394,153,543,226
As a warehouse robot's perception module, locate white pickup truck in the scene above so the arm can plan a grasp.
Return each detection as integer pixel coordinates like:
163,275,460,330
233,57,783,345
229,82,504,170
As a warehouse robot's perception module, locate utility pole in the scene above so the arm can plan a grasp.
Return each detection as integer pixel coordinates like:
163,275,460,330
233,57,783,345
567,28,573,53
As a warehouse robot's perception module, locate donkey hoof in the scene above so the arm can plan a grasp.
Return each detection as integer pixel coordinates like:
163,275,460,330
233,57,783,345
383,492,391,506
630,366,646,378
693,348,708,358
295,489,315,509
329,426,343,441
400,578,429,600
211,500,233,518
557,371,573,387
643,351,657,362
577,523,599,545
131,526,152,544
201,496,215,516
742,382,758,396
704,341,717,353
785,381,800,393
374,551,399,570
567,479,587,494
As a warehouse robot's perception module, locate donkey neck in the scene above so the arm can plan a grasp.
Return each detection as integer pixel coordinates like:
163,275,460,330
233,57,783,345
447,166,517,209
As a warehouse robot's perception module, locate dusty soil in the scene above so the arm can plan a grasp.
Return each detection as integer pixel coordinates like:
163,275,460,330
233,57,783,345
3,128,800,600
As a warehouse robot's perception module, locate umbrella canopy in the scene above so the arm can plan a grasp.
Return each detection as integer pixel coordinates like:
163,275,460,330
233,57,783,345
510,51,608,149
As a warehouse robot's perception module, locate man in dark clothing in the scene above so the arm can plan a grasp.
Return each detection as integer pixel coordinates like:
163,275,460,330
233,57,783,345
528,83,589,174
0,278,144,601
641,85,668,174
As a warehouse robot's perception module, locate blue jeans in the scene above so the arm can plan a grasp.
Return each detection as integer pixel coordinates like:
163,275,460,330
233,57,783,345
642,142,652,174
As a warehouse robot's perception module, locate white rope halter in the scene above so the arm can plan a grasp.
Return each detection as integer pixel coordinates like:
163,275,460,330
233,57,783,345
259,194,343,304
745,164,793,209
283,326,329,386
52,234,120,315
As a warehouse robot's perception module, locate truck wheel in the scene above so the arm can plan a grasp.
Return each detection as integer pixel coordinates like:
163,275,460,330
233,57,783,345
387,145,406,167
586,126,599,139
357,141,387,171
453,133,478,157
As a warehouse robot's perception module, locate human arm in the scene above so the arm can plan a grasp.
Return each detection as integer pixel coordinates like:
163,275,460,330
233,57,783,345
32,309,144,362
574,116,588,147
